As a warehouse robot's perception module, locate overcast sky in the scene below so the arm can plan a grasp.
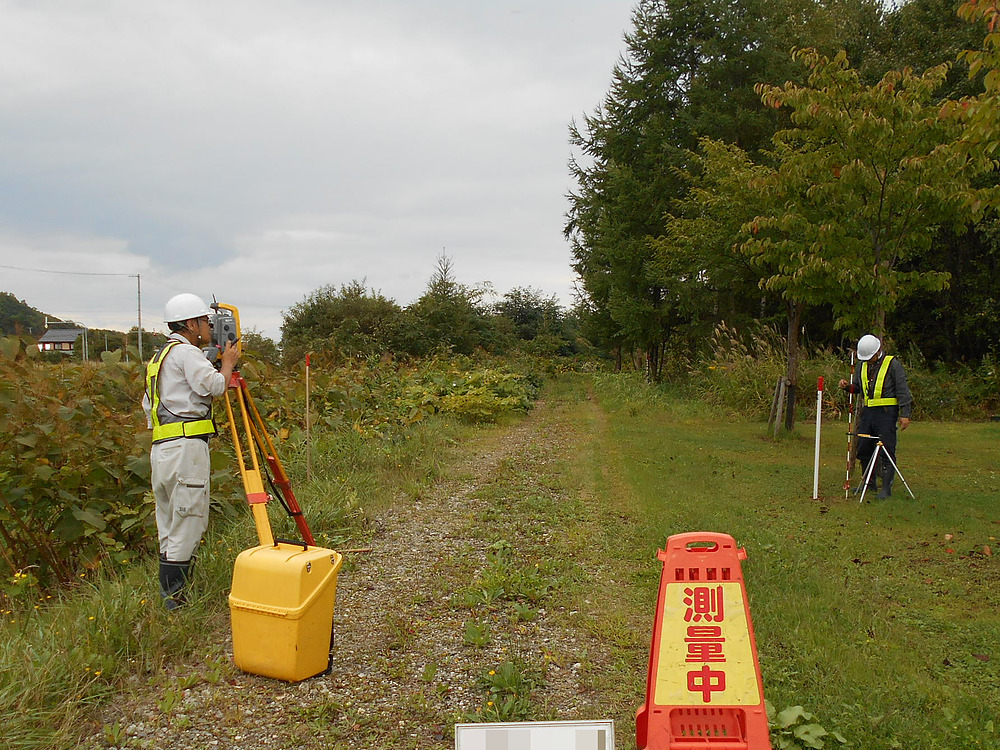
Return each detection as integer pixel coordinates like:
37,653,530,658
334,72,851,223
0,0,634,341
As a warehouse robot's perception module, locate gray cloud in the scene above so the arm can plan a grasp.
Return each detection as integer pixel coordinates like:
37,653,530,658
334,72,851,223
0,0,632,339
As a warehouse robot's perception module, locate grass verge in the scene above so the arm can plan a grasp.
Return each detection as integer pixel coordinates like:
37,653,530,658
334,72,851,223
547,373,999,749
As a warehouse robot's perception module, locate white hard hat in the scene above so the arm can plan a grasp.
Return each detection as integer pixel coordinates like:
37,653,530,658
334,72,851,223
164,293,212,323
857,334,881,361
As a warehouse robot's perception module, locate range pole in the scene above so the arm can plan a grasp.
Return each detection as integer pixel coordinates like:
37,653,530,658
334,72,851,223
306,353,312,482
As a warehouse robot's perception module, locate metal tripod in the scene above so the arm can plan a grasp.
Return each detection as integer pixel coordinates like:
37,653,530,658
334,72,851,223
856,433,915,503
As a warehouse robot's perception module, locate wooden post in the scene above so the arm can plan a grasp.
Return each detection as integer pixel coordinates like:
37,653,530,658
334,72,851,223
768,377,782,430
305,353,312,482
773,378,787,439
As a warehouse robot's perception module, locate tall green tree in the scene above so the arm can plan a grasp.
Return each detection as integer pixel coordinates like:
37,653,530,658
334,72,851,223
872,0,984,96
493,287,563,340
751,49,978,332
566,0,883,378
406,254,494,356
744,49,984,426
854,0,1000,363
651,139,780,346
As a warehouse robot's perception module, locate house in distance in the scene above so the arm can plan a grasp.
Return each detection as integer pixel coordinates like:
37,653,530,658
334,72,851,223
37,327,83,354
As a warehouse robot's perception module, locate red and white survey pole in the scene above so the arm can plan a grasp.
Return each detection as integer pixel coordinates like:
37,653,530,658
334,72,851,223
813,377,824,500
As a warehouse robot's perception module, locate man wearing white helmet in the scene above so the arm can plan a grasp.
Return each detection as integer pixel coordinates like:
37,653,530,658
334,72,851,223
142,293,239,608
838,334,912,499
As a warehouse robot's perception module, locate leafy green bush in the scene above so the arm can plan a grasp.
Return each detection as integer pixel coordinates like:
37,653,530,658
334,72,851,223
250,356,539,436
768,704,849,749
0,338,153,586
0,341,544,592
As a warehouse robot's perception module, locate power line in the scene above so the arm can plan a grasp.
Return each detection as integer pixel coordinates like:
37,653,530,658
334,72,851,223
0,263,138,277
2,263,146,358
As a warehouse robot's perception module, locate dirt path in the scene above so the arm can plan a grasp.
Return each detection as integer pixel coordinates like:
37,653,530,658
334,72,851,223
98,395,623,749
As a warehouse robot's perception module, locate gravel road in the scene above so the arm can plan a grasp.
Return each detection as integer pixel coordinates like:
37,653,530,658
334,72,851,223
94,399,621,749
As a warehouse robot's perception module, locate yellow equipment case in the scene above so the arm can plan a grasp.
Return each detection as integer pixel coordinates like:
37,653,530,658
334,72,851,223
229,541,344,682
218,313,343,683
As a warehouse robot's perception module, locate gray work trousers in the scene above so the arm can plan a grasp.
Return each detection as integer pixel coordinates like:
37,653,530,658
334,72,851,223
151,437,211,561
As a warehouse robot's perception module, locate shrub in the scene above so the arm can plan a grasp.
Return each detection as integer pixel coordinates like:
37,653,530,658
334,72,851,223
0,338,153,586
0,341,544,590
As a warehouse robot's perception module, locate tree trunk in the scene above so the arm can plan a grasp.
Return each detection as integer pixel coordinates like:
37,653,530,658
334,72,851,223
784,301,803,432
646,342,665,382
873,306,886,337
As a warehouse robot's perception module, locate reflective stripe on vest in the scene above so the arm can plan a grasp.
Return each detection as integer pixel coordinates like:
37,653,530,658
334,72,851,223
861,355,899,407
146,340,216,443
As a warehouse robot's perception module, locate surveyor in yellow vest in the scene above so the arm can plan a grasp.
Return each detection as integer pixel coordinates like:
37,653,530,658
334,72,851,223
838,334,912,499
141,293,239,608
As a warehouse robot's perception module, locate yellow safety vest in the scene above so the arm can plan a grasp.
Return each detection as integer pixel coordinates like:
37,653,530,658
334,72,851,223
146,340,216,443
861,355,899,407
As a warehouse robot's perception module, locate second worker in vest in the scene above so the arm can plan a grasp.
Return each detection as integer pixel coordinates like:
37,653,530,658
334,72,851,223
838,334,912,499
142,293,240,609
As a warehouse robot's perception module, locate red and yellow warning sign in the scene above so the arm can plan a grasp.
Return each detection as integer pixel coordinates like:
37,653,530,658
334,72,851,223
636,532,771,749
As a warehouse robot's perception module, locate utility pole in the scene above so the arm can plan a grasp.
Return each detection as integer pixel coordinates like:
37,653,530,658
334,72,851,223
135,273,144,361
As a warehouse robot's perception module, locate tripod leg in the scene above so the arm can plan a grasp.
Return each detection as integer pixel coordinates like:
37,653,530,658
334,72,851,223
859,444,881,504
878,450,915,499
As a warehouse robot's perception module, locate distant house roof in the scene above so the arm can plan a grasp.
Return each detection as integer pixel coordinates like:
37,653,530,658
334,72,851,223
38,328,83,344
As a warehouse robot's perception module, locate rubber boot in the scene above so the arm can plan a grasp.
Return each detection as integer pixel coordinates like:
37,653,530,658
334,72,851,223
877,461,895,499
158,557,191,610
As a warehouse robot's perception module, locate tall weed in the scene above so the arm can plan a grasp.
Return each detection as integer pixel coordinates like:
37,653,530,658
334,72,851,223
686,323,786,417
0,340,541,586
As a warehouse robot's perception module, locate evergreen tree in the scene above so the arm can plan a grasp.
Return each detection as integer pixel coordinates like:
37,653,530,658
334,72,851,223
566,0,883,378
406,254,494,356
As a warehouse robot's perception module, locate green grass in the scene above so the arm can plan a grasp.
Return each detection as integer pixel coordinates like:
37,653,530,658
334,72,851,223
551,373,1000,749
3,370,997,749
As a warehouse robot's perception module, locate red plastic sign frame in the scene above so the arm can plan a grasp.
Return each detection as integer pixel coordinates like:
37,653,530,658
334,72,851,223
636,532,771,749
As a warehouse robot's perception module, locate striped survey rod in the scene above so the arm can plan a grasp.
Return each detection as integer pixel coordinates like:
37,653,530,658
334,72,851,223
843,350,855,499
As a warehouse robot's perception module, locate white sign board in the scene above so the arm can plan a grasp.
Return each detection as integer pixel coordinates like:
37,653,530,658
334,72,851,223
454,720,615,750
